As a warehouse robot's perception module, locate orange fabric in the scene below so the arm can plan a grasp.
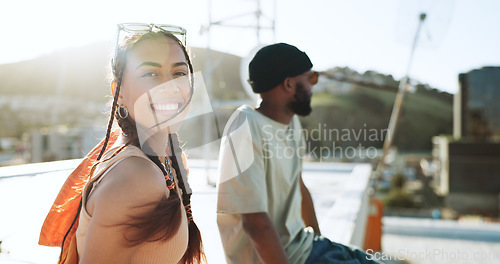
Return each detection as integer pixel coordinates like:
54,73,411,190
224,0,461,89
39,130,120,247
59,227,79,264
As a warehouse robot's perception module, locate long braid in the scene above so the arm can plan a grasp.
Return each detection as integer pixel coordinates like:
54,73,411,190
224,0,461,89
168,133,206,264
116,110,138,141
146,154,177,201
97,81,121,160
58,82,121,263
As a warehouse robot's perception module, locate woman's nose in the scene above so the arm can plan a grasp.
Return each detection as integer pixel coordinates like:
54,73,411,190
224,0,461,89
158,79,181,94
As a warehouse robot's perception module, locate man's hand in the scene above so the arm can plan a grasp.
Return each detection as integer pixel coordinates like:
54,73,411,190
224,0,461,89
241,212,291,264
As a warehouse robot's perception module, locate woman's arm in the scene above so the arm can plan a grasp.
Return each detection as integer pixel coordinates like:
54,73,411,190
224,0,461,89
79,157,166,264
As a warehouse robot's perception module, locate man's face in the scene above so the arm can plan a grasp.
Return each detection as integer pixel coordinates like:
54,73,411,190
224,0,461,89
289,70,317,116
290,82,312,116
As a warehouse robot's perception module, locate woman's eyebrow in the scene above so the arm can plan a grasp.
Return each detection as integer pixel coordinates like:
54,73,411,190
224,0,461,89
136,61,162,69
172,62,188,68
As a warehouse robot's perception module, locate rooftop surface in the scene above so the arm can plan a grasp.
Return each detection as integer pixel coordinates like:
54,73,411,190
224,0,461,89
0,159,357,263
1,159,499,264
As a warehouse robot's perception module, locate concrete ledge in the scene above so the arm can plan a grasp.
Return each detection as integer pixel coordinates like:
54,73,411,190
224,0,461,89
320,164,372,247
0,159,81,179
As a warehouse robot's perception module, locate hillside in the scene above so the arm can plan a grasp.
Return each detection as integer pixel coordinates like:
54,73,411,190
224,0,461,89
304,67,453,153
0,42,246,137
0,42,246,102
0,42,452,152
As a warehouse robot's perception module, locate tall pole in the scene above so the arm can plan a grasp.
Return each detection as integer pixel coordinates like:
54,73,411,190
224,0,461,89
375,13,427,180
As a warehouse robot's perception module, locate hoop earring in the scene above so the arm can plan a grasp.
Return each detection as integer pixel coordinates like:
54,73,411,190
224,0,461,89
118,104,129,119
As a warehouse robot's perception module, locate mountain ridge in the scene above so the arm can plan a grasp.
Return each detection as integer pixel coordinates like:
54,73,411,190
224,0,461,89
0,42,453,151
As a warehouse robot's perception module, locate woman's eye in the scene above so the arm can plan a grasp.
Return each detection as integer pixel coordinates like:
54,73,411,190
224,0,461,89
142,72,159,78
173,72,187,78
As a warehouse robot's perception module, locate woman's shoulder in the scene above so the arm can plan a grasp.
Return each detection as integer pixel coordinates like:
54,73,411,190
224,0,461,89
102,145,165,195
88,146,167,220
95,145,164,187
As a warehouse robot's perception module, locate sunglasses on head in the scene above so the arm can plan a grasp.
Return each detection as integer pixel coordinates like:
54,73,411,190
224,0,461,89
114,23,187,62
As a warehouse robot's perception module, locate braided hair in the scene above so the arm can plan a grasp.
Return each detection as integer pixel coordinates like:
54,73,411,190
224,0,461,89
98,30,205,263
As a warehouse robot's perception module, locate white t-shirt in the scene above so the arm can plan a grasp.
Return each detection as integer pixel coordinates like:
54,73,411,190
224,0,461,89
217,105,314,264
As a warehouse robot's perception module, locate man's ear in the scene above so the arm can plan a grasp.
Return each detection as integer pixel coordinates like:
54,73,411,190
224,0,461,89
283,77,295,93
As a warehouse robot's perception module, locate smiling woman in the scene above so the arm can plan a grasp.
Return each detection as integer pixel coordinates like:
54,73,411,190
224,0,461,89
39,24,205,264
117,33,193,145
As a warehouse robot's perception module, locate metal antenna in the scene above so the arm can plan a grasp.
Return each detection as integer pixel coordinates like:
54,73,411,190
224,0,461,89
374,12,427,181
200,0,276,182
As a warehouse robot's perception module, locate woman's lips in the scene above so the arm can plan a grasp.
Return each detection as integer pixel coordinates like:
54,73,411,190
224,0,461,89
151,98,187,115
153,103,181,112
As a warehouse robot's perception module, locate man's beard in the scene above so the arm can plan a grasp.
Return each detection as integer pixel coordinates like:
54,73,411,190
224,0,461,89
289,82,312,116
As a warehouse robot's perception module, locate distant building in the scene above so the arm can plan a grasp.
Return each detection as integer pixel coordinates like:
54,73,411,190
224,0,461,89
434,66,500,217
27,127,105,163
455,66,500,141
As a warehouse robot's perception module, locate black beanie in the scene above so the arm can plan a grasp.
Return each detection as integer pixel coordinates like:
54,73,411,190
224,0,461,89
248,43,312,93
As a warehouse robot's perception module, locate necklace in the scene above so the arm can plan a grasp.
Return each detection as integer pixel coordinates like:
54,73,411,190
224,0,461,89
164,156,175,190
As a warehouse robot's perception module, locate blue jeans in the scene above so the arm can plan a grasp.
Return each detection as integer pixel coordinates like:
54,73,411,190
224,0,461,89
305,235,380,264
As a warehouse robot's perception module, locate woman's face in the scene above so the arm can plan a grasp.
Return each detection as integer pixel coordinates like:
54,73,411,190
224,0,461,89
118,36,191,136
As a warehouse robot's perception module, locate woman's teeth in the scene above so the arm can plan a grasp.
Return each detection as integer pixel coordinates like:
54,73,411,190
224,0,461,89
154,103,179,111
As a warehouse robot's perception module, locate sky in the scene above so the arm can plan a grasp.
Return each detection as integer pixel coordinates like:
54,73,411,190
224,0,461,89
1,0,499,94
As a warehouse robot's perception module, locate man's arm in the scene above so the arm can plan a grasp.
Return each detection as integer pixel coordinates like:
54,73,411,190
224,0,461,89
241,212,291,264
300,175,321,234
